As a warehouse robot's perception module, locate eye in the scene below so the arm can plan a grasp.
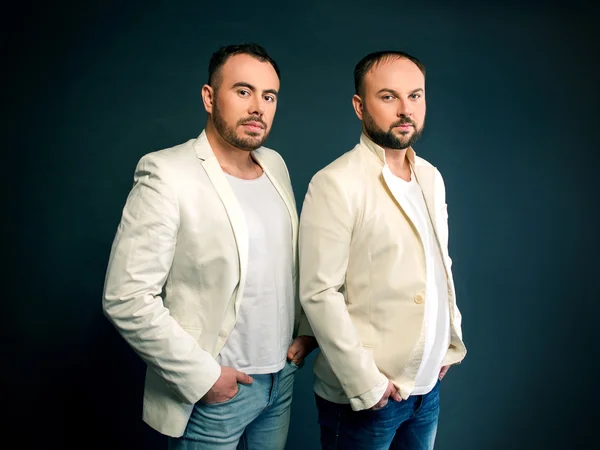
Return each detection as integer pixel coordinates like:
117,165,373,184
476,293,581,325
381,95,395,101
238,89,250,97
409,93,422,100
264,95,276,102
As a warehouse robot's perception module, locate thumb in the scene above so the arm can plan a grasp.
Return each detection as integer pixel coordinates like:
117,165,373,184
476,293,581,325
287,347,296,361
236,370,254,384
287,339,301,359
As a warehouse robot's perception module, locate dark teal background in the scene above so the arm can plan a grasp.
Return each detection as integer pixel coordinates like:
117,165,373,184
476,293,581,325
7,1,599,449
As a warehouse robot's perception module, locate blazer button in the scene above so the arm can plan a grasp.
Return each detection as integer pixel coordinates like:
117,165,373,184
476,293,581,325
414,294,424,304
219,329,228,338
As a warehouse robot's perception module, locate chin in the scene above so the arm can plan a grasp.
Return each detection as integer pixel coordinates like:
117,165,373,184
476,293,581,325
242,131,263,139
244,136,264,146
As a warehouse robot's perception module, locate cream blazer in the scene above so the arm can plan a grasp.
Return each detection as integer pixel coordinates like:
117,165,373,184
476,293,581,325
102,131,312,437
299,133,466,404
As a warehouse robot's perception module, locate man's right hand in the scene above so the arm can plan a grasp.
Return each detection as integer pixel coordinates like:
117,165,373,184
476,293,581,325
201,367,254,404
370,380,402,410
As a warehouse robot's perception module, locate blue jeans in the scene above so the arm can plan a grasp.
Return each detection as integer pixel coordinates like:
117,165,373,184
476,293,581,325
168,360,299,450
316,380,440,450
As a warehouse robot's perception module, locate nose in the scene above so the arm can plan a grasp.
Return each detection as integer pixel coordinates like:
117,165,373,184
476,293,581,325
397,98,412,117
248,95,264,116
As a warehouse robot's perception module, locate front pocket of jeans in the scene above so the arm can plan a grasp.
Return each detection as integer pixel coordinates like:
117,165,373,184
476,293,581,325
290,358,304,370
204,384,242,407
365,397,396,415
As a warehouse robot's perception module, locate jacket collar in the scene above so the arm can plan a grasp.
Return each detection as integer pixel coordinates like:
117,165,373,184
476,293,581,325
360,132,417,168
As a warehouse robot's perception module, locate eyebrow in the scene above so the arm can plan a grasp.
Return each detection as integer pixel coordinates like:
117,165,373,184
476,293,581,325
232,82,279,97
376,88,424,96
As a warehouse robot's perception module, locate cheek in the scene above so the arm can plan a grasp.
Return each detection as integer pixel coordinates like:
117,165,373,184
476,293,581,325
220,95,248,119
413,104,426,125
369,104,396,125
263,104,277,123
224,111,242,130
383,111,401,129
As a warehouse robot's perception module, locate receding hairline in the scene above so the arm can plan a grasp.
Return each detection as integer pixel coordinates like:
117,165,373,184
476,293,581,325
370,54,423,73
364,56,424,86
210,53,279,91
354,51,425,96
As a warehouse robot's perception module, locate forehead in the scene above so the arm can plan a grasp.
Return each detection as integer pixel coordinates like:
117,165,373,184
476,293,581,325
219,53,280,90
363,57,424,93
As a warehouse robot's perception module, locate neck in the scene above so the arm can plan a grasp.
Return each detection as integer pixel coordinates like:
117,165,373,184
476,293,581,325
384,148,411,181
205,120,262,180
384,148,408,165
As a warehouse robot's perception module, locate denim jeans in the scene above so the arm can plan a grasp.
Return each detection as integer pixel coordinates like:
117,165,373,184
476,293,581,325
316,380,440,450
168,359,299,450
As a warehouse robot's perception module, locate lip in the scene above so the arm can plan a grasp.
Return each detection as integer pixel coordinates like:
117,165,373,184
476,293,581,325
242,122,264,129
395,124,413,129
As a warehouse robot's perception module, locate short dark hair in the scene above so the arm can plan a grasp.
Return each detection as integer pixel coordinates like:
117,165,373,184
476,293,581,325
208,43,280,90
354,51,425,96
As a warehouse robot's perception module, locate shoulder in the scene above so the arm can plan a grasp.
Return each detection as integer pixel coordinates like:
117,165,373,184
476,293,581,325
135,139,197,176
310,145,366,186
413,153,434,168
254,145,287,169
414,153,445,184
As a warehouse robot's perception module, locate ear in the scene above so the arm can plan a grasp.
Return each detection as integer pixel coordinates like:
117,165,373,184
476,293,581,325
201,84,215,114
352,94,364,121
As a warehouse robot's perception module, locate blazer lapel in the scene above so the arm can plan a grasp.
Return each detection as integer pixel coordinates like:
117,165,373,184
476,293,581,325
193,132,248,315
412,163,437,228
412,163,453,283
380,165,425,245
361,132,452,284
252,151,299,269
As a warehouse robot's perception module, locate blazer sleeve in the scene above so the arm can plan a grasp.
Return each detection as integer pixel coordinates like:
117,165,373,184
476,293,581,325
299,169,386,401
102,154,221,404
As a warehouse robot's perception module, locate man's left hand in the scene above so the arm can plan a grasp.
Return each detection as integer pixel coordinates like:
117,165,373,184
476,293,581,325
287,335,319,365
438,365,450,381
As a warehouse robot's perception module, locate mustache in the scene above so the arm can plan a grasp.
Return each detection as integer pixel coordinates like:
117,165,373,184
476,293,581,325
389,117,416,128
238,116,267,129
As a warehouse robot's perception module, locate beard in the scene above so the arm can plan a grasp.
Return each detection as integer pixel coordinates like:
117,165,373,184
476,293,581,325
363,108,424,150
212,101,269,151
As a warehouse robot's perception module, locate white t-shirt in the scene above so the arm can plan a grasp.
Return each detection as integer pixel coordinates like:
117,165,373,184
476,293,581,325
386,169,451,395
217,172,294,375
